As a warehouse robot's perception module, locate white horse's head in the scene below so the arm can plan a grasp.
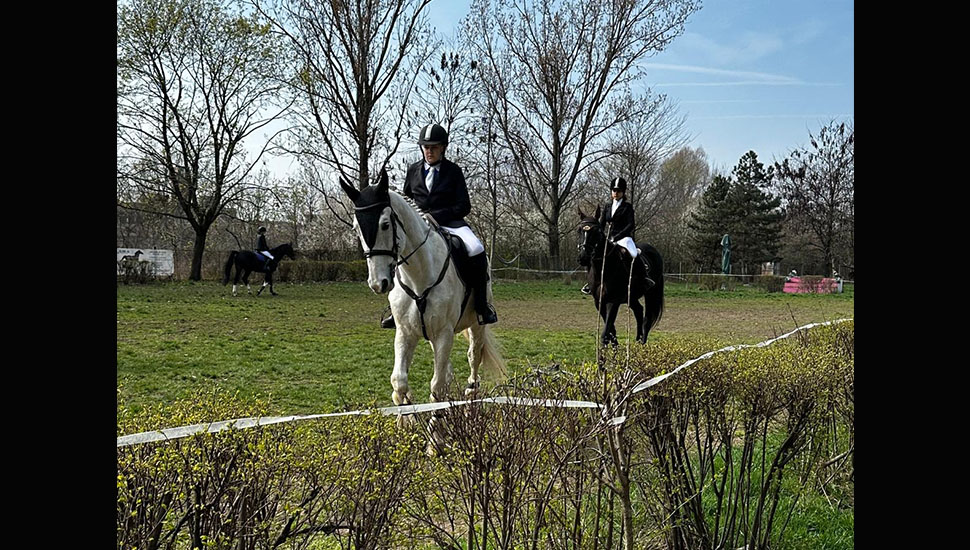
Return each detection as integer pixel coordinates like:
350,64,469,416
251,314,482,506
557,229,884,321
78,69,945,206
340,169,399,294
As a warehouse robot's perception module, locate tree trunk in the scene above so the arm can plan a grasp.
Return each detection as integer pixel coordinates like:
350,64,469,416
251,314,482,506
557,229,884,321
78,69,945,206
620,475,634,550
189,226,208,281
547,216,561,270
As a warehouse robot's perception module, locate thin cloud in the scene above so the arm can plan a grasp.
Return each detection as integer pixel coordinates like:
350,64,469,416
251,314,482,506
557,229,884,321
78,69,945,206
655,81,841,87
692,114,853,120
643,63,797,83
642,63,839,87
680,99,766,104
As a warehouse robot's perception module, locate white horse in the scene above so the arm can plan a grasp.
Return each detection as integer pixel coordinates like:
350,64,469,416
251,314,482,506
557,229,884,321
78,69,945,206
339,170,506,411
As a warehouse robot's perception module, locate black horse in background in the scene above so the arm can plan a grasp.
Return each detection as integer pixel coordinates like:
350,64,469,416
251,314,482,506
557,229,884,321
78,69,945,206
222,243,295,296
577,207,664,345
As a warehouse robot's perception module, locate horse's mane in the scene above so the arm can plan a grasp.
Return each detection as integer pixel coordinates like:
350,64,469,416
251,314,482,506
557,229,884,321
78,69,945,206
391,190,434,228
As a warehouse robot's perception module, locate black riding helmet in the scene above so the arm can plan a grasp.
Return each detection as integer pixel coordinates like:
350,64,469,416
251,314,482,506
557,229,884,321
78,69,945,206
611,177,627,192
257,226,267,234
417,123,448,146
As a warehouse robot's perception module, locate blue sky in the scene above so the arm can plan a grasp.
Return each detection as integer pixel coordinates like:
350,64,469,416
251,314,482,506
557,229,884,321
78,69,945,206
428,0,854,173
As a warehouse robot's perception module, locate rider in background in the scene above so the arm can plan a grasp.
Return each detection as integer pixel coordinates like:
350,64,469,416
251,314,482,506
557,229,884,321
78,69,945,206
255,226,274,269
380,123,497,329
581,177,655,294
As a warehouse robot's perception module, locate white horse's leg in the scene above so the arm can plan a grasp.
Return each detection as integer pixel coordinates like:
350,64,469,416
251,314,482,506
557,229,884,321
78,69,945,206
465,326,485,398
391,329,418,407
426,330,456,453
232,284,238,296
429,331,456,402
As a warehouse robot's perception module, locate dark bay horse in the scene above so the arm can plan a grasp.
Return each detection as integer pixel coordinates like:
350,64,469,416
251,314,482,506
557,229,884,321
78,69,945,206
577,207,664,345
222,243,295,296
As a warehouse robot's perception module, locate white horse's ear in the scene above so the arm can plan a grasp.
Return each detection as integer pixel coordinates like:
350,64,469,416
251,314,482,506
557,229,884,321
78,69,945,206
339,176,360,202
377,168,389,191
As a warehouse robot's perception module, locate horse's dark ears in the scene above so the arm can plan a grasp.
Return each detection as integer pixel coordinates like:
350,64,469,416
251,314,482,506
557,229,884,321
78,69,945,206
594,205,601,220
377,168,389,192
338,176,360,202
578,207,586,219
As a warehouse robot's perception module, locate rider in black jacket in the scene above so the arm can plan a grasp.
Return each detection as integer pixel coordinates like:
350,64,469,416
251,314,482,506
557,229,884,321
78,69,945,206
381,123,498,328
256,226,273,269
581,177,655,294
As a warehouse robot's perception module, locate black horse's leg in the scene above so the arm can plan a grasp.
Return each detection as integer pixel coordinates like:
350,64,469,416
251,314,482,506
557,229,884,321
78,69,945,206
601,302,620,347
629,298,645,343
269,271,277,295
243,270,252,294
231,264,241,296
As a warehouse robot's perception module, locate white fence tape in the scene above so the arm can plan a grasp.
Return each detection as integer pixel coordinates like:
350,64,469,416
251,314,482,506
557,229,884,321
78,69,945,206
629,318,853,395
118,319,853,448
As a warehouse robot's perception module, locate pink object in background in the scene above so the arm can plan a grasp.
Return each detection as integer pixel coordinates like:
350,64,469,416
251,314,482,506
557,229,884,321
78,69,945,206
782,277,839,294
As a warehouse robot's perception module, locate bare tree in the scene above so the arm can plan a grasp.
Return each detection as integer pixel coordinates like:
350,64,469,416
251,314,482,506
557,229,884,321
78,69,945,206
117,0,291,280
773,119,854,275
253,0,434,219
579,96,692,226
464,0,701,266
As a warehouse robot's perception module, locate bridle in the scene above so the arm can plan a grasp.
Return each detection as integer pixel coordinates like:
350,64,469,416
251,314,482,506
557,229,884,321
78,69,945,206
578,221,609,262
355,199,454,340
354,201,431,266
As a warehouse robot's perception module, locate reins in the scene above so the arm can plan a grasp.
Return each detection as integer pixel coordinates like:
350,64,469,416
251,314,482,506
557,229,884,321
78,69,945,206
355,200,455,341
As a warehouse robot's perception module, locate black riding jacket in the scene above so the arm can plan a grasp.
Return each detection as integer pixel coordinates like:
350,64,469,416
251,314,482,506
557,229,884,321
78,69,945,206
402,158,471,228
599,199,636,242
256,234,269,251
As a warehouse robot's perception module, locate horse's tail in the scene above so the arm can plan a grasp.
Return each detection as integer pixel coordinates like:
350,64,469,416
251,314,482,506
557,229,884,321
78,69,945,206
644,247,665,332
223,251,237,285
468,326,507,381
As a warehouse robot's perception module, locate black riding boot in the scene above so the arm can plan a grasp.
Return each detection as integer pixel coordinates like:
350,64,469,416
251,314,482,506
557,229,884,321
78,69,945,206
469,253,498,325
381,305,395,329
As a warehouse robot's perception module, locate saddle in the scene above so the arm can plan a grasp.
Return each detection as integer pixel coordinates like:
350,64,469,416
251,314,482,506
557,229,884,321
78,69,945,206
254,251,274,267
440,231,473,283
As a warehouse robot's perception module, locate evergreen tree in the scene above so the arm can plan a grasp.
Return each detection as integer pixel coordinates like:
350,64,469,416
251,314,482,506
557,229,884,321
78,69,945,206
686,174,732,271
723,151,784,273
686,151,783,273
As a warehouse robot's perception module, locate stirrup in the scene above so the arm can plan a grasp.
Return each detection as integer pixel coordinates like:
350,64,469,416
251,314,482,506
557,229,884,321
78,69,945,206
580,283,592,295
644,276,656,290
477,304,498,325
380,305,395,329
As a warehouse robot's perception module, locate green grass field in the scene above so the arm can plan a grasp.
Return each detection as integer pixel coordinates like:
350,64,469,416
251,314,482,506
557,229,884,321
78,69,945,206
117,279,854,415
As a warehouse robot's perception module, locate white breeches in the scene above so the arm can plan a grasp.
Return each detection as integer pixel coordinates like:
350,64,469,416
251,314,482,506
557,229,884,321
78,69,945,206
615,237,638,258
259,250,274,260
441,226,485,256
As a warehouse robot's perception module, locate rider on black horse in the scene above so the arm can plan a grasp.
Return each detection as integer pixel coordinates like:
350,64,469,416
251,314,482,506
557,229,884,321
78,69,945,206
381,123,498,329
581,177,656,295
255,226,274,270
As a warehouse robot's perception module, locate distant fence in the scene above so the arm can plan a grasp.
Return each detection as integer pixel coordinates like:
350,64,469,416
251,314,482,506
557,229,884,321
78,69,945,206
154,248,853,286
